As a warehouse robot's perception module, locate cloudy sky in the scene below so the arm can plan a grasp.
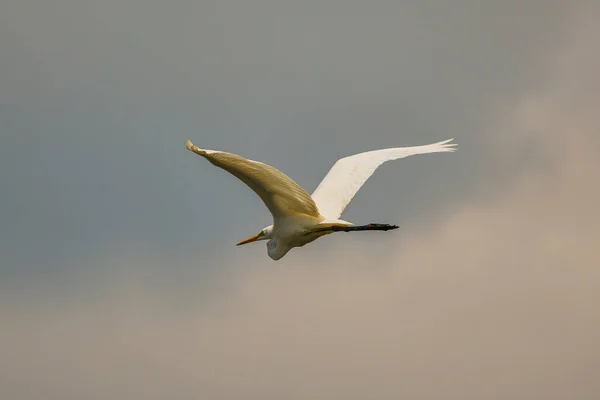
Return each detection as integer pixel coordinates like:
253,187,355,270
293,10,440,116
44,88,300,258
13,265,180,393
1,0,599,399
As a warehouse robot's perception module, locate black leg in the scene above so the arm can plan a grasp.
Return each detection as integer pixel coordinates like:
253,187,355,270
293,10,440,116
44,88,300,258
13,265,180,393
314,223,399,233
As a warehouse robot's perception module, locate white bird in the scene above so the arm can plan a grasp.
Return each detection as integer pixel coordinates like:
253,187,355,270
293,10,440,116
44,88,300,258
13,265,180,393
186,138,456,260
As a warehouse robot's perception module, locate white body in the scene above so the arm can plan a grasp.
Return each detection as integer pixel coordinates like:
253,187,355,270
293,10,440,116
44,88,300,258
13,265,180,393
186,138,456,260
264,216,353,260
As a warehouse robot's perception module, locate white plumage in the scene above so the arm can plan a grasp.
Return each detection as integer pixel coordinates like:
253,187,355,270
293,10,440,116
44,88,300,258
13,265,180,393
186,138,456,260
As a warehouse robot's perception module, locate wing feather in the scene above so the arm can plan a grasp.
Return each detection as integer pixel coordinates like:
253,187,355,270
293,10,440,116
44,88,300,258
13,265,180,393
186,140,320,221
311,138,457,220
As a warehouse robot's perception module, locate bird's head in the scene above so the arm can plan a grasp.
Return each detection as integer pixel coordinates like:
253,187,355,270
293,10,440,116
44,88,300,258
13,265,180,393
236,225,273,246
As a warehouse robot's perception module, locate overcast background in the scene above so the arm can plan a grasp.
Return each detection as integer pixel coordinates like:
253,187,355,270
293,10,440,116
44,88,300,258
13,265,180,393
1,1,599,399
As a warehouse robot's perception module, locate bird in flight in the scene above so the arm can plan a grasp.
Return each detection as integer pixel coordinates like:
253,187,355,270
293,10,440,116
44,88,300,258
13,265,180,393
186,138,456,260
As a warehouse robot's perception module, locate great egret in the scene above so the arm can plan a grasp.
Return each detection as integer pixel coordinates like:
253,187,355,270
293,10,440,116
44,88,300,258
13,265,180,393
186,138,456,260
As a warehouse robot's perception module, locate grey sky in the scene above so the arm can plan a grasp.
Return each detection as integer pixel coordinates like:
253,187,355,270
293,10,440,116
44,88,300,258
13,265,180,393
1,0,569,286
1,1,599,398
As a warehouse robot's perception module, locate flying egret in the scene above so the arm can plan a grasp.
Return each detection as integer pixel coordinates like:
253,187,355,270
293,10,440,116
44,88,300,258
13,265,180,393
186,138,456,260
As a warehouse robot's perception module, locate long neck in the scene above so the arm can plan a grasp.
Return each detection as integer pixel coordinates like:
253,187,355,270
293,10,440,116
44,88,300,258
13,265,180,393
267,239,290,261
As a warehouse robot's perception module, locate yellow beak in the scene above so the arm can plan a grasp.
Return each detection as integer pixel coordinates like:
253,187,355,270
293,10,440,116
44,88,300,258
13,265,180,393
236,232,263,246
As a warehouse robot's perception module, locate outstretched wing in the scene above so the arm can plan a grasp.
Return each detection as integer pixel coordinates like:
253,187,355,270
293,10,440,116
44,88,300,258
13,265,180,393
311,138,457,220
186,140,321,221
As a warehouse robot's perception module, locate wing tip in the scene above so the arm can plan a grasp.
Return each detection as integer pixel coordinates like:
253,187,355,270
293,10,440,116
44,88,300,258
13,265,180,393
186,140,207,156
186,141,223,156
434,138,458,152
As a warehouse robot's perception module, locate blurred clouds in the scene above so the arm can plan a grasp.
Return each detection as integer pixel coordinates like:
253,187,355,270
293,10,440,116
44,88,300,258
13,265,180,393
2,3,600,399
